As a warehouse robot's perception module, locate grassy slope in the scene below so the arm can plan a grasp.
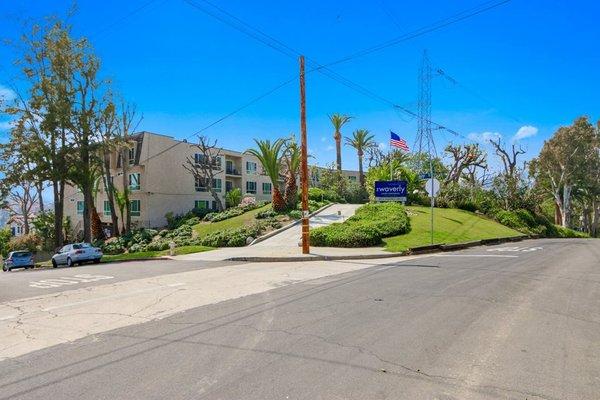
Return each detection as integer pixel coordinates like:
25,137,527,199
384,206,523,252
101,245,213,262
192,204,271,237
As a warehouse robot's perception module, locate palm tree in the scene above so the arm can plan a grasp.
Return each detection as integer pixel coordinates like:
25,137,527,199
245,138,286,212
282,138,301,209
329,113,352,171
345,129,375,187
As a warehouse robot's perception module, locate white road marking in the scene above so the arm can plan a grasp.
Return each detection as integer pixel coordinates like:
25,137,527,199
29,274,114,289
0,315,17,321
432,254,519,258
41,283,185,312
486,246,543,253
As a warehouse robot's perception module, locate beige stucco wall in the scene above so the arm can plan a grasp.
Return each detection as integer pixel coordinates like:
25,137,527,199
64,132,278,232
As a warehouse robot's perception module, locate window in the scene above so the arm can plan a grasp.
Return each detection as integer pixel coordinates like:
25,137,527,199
212,178,222,192
246,161,257,174
246,181,257,194
194,200,209,210
129,173,141,191
195,154,221,169
262,182,272,195
212,201,218,210
129,199,141,217
195,176,207,192
77,201,84,215
128,147,135,165
348,175,358,182
103,200,111,216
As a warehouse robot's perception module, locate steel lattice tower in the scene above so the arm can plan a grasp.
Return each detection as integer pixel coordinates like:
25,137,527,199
415,50,433,172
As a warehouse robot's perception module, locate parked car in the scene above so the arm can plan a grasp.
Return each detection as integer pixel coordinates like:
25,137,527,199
51,243,103,268
3,251,35,272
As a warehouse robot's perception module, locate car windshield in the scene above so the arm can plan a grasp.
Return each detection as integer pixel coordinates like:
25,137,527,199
13,252,32,257
73,243,92,249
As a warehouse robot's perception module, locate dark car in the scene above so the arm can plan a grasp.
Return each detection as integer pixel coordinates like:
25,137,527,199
3,251,35,272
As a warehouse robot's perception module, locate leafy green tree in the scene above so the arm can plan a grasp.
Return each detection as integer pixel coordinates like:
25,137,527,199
0,228,11,258
245,139,286,212
345,129,375,188
226,188,242,207
328,113,352,171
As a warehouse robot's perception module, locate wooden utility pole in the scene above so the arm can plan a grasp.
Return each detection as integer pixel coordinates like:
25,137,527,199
299,55,310,254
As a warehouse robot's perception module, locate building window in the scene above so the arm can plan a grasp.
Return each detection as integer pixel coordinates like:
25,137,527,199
128,147,135,165
103,200,111,216
77,201,84,215
246,161,257,174
195,176,207,192
129,173,141,191
348,175,357,182
195,154,221,169
194,200,209,210
246,181,257,194
212,201,218,210
262,182,272,195
212,178,222,192
129,199,141,217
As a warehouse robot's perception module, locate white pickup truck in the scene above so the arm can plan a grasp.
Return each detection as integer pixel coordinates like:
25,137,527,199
51,243,103,268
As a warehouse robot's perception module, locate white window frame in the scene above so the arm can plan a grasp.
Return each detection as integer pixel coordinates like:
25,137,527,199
129,173,141,191
103,200,111,215
195,176,207,192
76,201,84,215
246,161,257,174
129,199,141,217
128,147,135,166
246,181,257,194
262,182,272,195
194,200,209,210
213,178,222,192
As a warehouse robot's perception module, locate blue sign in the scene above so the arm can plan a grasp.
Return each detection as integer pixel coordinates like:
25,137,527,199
375,181,408,201
419,173,431,180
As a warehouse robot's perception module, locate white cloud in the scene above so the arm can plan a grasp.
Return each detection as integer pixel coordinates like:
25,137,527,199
467,131,502,143
378,142,387,150
512,125,538,142
326,145,334,151
0,84,16,104
320,136,327,142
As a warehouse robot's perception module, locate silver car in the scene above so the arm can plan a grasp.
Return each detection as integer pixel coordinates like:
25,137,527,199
3,251,35,272
51,243,103,268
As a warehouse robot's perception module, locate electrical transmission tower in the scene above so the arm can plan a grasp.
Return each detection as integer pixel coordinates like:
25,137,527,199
415,49,434,171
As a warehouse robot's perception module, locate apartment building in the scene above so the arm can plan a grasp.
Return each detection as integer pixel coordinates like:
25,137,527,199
64,131,275,231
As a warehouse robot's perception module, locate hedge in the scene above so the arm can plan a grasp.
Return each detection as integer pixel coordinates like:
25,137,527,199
310,202,411,247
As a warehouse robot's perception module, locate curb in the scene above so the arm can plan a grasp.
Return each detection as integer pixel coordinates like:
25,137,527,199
34,256,172,269
226,234,533,263
249,203,335,246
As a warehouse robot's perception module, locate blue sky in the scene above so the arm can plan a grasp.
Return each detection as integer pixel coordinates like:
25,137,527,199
1,0,599,172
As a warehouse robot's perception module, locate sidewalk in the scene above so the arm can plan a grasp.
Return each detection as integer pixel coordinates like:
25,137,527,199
173,203,391,261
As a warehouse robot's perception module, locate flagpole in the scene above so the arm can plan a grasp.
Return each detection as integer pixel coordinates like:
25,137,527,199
389,131,393,181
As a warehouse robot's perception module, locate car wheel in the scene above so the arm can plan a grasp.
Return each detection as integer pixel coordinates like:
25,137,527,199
67,257,73,268
52,259,58,268
2,266,6,272
93,259,100,264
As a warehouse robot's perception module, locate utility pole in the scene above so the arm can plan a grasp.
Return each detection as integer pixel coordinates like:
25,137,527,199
299,55,310,254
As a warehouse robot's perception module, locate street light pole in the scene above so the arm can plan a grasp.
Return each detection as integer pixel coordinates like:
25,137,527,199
299,55,310,254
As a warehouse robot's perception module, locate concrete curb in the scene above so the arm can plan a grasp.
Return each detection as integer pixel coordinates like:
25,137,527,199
226,234,533,263
34,256,173,269
249,203,335,246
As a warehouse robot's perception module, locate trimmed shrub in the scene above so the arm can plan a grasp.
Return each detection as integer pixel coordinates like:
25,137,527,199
310,202,411,247
255,209,277,219
287,210,302,220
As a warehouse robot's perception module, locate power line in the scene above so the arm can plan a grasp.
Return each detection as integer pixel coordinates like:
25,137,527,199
183,0,478,138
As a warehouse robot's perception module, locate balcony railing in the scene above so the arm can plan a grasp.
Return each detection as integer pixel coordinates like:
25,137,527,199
226,167,241,176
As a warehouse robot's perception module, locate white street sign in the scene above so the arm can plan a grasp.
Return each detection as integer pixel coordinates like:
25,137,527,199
425,178,440,197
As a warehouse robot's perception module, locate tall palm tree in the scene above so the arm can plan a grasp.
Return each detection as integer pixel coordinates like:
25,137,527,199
329,113,352,171
345,129,375,187
245,138,286,212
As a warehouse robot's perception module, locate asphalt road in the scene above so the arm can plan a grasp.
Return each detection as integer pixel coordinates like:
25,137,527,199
0,259,235,302
0,239,598,399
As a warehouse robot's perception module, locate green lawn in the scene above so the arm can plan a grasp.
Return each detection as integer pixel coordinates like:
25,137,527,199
383,206,523,252
101,245,213,262
193,204,271,237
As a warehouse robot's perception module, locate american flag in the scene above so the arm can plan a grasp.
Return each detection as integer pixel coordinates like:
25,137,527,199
390,131,409,152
